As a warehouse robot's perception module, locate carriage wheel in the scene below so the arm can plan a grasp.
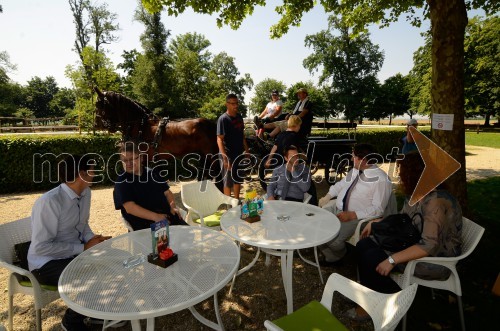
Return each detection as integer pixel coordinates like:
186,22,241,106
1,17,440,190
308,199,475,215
324,157,353,185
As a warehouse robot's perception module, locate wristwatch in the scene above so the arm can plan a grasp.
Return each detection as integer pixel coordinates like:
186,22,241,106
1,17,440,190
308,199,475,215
388,255,396,265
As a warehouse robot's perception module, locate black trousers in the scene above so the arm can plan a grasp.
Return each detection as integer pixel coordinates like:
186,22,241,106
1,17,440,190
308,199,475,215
32,258,87,327
356,237,401,294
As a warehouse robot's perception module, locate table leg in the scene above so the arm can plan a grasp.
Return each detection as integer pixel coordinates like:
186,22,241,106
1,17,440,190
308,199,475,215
146,318,154,331
130,319,141,331
280,249,295,314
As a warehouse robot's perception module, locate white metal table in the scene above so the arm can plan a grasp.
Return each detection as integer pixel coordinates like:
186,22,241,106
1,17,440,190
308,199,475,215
220,200,340,314
58,226,240,331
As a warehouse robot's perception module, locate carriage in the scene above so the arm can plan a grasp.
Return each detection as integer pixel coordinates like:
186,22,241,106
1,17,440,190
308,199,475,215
244,124,356,191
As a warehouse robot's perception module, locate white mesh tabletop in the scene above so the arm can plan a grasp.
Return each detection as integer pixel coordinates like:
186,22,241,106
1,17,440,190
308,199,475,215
58,226,240,321
220,200,340,250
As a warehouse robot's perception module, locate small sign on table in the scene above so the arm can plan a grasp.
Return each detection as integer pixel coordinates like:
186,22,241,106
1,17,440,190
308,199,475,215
148,220,178,268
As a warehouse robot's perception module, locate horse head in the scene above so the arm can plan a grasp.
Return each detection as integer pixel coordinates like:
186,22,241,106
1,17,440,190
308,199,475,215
94,87,154,135
94,87,119,132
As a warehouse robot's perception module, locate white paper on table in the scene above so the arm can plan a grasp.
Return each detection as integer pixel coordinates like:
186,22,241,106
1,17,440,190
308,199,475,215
432,113,454,131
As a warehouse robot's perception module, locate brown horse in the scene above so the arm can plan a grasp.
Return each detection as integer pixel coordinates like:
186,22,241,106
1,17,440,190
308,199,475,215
94,87,218,160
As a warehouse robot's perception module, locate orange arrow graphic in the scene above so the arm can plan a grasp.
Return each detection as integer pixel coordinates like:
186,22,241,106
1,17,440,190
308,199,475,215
408,126,461,206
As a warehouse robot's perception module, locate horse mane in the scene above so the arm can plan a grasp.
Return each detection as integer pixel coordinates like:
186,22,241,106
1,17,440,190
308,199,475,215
104,91,155,119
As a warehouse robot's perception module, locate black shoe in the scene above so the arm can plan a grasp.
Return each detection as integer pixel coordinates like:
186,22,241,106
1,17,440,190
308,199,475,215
318,258,343,268
253,116,263,129
61,317,89,331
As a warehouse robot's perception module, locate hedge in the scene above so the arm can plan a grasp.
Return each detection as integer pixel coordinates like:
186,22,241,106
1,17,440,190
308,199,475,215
0,128,431,194
311,128,431,159
0,134,123,193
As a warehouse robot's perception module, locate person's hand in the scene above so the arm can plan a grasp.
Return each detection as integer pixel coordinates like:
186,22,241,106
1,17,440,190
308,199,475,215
171,207,182,219
361,222,372,239
154,213,168,222
336,211,357,222
84,235,111,250
376,258,395,276
318,194,332,208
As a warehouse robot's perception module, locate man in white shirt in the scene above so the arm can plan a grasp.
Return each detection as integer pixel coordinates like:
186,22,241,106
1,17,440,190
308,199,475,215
28,154,111,331
318,144,392,265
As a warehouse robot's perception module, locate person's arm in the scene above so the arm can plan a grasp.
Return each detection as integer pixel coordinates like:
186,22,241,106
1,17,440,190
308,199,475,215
30,197,85,257
376,245,428,276
243,134,250,155
217,135,229,168
266,167,281,199
122,201,166,222
298,107,310,118
164,189,180,217
258,107,268,119
265,145,278,168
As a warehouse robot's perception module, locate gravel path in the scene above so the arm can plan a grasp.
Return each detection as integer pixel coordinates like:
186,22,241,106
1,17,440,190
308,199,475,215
1,146,498,330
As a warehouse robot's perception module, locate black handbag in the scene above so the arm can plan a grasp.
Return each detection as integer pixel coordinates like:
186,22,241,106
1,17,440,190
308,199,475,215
371,213,423,252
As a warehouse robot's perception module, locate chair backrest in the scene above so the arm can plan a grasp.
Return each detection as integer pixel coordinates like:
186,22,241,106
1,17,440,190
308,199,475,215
0,217,31,264
322,273,418,331
459,217,484,259
181,180,227,217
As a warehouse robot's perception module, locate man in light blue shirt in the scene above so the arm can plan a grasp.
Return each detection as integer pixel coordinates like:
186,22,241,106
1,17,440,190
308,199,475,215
28,154,110,331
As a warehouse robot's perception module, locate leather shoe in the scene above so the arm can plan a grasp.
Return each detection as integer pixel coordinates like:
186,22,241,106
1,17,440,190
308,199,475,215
345,308,371,322
318,258,343,268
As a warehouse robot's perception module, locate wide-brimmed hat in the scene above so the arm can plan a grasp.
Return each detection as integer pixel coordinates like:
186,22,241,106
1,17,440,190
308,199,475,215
296,88,308,94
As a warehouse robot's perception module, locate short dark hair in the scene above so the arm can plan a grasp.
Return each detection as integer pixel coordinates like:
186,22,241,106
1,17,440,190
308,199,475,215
226,93,238,102
353,143,378,164
283,144,299,155
58,154,96,183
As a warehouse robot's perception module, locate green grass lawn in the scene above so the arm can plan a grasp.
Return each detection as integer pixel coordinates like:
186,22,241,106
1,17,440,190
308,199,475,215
465,132,499,148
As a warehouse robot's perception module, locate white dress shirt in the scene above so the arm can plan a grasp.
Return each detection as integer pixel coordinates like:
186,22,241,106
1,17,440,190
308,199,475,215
327,165,392,220
28,183,94,271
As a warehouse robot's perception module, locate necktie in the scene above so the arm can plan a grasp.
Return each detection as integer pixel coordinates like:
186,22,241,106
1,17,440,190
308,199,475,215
342,170,362,211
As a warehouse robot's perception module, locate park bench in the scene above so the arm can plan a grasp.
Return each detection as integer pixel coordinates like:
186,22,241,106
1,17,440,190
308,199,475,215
311,121,357,139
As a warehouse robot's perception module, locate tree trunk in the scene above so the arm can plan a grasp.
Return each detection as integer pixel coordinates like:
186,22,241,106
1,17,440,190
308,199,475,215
428,0,468,209
484,113,490,126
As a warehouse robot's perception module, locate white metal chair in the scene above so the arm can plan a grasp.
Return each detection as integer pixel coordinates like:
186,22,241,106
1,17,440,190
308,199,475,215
0,217,60,331
391,217,484,331
181,180,239,230
264,273,418,331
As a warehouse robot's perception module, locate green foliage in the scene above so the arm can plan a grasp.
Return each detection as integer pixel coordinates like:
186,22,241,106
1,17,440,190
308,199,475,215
464,15,500,125
13,107,34,119
0,134,122,193
0,80,23,117
130,6,172,116
303,16,384,122
465,131,500,148
22,76,59,118
283,82,329,119
248,78,287,115
407,33,432,117
66,47,120,130
199,95,227,121
367,73,410,121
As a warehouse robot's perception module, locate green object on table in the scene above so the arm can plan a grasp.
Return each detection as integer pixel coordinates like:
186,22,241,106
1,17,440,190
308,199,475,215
193,210,225,227
272,300,349,331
